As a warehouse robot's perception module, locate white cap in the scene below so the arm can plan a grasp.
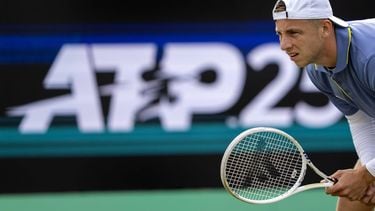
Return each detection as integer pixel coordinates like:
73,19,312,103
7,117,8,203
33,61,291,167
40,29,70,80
272,0,348,27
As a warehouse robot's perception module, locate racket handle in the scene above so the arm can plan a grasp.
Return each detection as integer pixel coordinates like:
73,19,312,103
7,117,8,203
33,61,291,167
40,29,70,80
293,182,333,196
327,177,338,184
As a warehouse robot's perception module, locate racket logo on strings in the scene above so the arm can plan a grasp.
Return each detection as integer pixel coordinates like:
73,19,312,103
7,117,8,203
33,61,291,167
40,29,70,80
220,127,335,204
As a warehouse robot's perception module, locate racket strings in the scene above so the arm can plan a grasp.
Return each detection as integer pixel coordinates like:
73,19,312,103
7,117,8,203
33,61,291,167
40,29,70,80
225,131,303,201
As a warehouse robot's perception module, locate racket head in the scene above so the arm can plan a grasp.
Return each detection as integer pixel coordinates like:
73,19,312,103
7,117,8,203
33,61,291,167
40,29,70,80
220,127,307,204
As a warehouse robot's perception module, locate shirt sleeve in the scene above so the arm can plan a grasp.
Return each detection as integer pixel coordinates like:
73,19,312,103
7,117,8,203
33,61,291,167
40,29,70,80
346,110,375,176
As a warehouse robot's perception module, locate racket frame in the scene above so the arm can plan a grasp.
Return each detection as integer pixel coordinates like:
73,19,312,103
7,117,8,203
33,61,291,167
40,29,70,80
220,127,332,204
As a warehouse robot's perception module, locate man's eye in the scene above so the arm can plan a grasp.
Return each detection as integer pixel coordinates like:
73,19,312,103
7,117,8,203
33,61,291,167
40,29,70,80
290,31,299,36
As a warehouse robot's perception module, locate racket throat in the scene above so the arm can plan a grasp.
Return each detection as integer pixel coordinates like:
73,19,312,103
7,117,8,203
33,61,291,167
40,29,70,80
304,153,331,180
292,182,332,196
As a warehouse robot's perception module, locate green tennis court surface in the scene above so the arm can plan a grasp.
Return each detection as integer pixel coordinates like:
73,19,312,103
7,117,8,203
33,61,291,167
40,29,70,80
0,188,336,211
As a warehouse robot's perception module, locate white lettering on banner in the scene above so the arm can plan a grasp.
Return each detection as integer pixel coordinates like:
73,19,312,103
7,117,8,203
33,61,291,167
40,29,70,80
8,45,105,133
92,44,157,131
240,43,297,126
240,43,342,127
7,42,342,133
160,43,245,130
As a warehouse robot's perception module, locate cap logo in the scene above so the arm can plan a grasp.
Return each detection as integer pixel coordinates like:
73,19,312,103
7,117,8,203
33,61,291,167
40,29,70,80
273,0,288,17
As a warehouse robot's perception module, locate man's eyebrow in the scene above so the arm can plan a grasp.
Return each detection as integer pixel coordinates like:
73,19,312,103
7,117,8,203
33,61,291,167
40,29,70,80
287,28,303,33
279,28,302,33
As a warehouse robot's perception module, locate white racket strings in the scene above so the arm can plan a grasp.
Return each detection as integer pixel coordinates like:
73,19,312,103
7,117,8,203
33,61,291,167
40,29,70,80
224,131,303,201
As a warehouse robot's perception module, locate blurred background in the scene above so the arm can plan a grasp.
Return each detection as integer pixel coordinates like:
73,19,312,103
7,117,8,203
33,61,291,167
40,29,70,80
0,0,374,210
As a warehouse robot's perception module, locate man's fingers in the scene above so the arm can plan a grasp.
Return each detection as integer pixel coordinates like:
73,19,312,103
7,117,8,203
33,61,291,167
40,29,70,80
362,195,371,204
360,183,375,205
330,170,345,178
361,194,375,205
328,177,338,184
366,184,375,195
326,181,343,195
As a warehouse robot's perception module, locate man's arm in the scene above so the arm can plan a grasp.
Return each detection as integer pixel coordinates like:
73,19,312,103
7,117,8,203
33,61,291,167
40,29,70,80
326,110,375,201
347,110,375,175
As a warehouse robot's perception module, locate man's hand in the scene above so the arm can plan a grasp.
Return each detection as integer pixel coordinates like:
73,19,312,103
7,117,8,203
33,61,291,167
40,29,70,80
326,165,375,201
360,183,375,205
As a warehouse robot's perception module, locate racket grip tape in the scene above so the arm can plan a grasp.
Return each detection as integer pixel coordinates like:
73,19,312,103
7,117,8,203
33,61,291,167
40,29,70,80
327,177,338,184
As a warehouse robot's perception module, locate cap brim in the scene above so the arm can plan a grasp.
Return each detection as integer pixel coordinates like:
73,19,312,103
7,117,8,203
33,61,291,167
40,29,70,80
329,16,349,27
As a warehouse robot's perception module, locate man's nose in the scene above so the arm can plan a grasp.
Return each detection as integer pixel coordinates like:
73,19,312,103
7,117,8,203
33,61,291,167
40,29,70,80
280,37,292,51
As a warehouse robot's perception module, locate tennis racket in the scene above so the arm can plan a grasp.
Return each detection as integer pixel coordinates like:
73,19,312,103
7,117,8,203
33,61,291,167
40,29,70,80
220,127,336,204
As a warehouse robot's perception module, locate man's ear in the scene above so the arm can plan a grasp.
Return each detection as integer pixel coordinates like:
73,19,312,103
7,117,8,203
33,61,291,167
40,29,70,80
321,20,334,37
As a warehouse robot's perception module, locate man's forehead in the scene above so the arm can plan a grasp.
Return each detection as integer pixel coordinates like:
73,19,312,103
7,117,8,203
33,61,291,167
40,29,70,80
275,19,311,31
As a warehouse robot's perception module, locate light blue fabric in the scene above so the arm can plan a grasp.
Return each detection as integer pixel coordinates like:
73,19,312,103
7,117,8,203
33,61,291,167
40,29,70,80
306,19,375,117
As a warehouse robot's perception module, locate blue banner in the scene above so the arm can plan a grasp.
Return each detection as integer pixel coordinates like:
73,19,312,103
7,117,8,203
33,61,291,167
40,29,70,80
0,22,353,157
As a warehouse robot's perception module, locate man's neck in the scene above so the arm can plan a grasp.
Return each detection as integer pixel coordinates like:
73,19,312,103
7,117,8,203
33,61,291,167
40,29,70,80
318,28,338,68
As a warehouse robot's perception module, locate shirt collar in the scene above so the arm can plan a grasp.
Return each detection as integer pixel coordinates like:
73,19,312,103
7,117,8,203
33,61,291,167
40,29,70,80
313,26,352,73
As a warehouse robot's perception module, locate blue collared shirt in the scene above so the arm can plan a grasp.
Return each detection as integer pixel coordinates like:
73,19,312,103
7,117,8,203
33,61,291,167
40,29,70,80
306,19,375,118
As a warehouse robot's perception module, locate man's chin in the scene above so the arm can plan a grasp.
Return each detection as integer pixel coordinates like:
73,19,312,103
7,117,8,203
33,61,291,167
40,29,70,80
296,63,306,68
293,60,307,68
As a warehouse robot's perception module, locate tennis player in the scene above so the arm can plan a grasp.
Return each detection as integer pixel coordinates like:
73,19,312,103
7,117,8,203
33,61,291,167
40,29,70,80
272,0,375,210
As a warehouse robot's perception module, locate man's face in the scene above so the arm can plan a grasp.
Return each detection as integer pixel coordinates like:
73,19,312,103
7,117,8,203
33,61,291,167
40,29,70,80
275,19,325,68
